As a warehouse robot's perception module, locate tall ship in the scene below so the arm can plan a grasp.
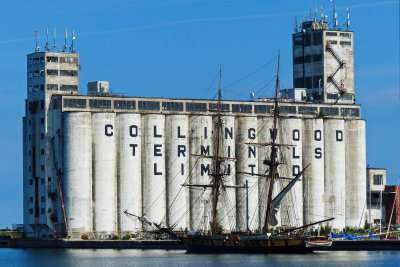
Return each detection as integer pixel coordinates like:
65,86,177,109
179,57,333,253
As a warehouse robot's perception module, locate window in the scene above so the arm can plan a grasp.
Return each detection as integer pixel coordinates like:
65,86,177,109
294,78,303,88
114,100,136,110
29,101,39,114
46,69,58,76
185,102,207,112
138,101,160,111
373,175,383,185
60,85,78,91
46,56,58,63
29,197,33,202
254,105,273,114
60,70,78,76
33,71,40,77
329,40,337,45
41,178,44,185
313,76,323,88
341,108,360,117
232,104,252,113
340,41,351,46
89,99,111,109
40,118,44,124
29,179,33,185
304,34,311,47
280,106,296,114
293,35,303,48
342,94,353,100
41,165,44,171
29,209,33,214
162,102,184,111
327,94,338,100
60,57,77,63
340,33,351,37
304,76,312,88
48,208,52,213
294,57,303,64
304,55,311,63
41,208,45,214
53,99,61,109
64,99,86,108
48,177,51,182
326,32,337,36
40,57,44,64
28,58,33,65
313,54,323,62
41,196,45,203
41,149,44,155
208,103,230,111
320,107,339,116
40,84,44,90
33,58,39,65
298,106,317,115
40,100,44,110
313,32,322,45
41,133,44,139
28,72,33,78
47,84,58,90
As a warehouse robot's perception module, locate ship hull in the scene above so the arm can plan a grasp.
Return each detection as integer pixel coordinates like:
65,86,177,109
181,237,315,253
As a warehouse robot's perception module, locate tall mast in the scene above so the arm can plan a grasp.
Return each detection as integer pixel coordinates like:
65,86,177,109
264,53,280,233
211,67,223,235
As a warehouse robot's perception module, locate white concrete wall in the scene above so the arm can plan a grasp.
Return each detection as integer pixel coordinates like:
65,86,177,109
165,115,189,229
302,118,324,224
236,116,258,231
63,112,93,235
118,114,142,233
345,119,366,227
142,114,166,228
92,113,117,234
323,119,346,230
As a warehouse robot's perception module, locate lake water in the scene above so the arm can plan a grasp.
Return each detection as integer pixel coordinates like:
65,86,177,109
1,249,400,267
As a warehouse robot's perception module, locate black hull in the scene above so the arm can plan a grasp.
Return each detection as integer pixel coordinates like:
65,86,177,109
181,237,315,254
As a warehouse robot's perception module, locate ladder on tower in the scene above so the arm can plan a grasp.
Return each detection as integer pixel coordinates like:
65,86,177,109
326,41,346,95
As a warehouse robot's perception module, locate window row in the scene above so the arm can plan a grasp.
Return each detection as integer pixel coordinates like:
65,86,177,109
61,98,360,117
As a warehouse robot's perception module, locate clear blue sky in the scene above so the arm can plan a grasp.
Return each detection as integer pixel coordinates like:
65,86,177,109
0,0,398,228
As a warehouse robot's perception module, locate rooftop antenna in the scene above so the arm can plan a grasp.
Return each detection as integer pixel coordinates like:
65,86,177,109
320,5,324,22
334,5,338,29
63,27,68,52
69,29,75,52
347,8,351,30
35,31,40,52
294,16,298,32
314,7,317,21
52,27,57,51
45,28,50,51
309,8,312,21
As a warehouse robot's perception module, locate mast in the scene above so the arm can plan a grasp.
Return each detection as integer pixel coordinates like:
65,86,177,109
264,53,280,233
211,67,223,235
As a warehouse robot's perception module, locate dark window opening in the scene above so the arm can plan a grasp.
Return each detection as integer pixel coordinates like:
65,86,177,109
41,133,44,139
320,107,339,116
41,208,45,214
29,179,33,185
298,106,317,115
294,56,303,64
138,101,160,111
313,76,323,88
29,197,33,202
60,57,77,63
64,99,86,108
46,56,58,63
340,41,351,46
47,84,58,90
304,55,311,63
114,100,136,110
313,54,323,62
304,34,311,47
41,196,45,202
60,70,78,77
208,103,230,111
29,101,39,114
326,32,337,36
89,99,111,109
185,102,207,112
294,78,303,88
232,104,252,113
373,175,383,185
46,69,58,76
340,33,351,37
41,149,44,155
280,106,297,114
313,32,322,45
60,85,78,91
329,40,337,45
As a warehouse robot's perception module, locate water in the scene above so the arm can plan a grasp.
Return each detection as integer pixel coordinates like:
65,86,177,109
1,249,400,267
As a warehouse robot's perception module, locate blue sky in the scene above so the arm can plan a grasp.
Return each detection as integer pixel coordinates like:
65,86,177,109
0,0,398,228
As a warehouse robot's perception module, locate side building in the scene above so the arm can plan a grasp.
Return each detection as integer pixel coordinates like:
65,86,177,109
23,20,366,238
